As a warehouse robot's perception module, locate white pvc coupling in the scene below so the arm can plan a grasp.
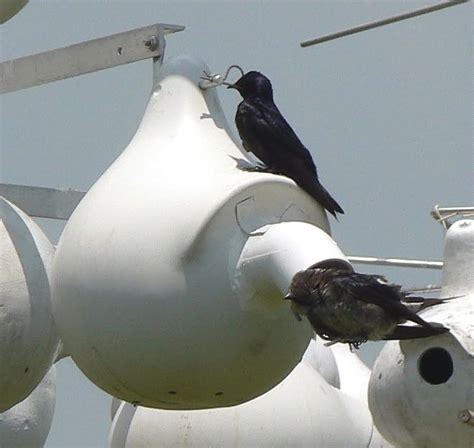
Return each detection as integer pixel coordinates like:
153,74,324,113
233,221,351,317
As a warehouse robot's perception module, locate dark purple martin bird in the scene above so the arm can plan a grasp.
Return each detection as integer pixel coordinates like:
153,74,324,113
284,259,449,348
227,71,344,219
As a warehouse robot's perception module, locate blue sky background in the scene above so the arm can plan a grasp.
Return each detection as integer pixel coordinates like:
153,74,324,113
1,1,471,446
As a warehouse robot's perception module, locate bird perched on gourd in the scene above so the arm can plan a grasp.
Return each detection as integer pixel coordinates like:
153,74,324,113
228,71,344,219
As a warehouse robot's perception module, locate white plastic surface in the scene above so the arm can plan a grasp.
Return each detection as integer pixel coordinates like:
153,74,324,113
111,397,122,421
0,198,59,412
441,219,474,299
329,343,393,448
368,219,474,447
110,361,376,448
331,343,371,404
0,365,56,447
303,337,340,388
52,55,341,409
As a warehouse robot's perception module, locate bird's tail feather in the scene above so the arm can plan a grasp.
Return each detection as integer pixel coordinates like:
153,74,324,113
403,306,448,330
384,324,449,340
299,179,344,218
401,296,445,313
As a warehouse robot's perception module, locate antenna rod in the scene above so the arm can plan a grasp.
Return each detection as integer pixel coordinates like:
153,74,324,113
301,0,469,48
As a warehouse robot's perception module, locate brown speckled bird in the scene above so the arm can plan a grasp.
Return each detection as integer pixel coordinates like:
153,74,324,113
285,259,448,348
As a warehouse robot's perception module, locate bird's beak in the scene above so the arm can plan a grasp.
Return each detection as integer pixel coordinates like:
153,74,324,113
283,293,293,301
226,83,238,90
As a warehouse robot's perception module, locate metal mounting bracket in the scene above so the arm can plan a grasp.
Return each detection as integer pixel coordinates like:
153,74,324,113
0,183,85,220
0,23,184,94
431,205,474,230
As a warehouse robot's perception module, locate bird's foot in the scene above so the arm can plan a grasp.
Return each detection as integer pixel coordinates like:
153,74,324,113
239,165,281,175
347,339,367,351
239,165,268,172
323,338,366,350
321,333,342,347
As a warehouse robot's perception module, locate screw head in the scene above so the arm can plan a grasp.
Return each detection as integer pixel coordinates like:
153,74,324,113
144,35,158,51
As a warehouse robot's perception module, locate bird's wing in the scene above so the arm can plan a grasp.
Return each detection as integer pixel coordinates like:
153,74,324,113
384,324,448,340
236,99,316,174
236,99,344,217
328,272,430,325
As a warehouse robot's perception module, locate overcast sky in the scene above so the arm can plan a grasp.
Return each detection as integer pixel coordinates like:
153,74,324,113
1,1,472,446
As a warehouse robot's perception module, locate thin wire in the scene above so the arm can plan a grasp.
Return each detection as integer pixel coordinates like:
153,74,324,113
300,0,469,47
200,64,245,89
222,64,244,81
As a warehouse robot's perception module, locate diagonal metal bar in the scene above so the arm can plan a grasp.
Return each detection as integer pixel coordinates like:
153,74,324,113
0,23,184,94
301,0,469,47
347,255,443,270
0,183,85,220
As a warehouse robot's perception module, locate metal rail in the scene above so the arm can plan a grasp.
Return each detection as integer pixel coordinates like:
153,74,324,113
0,184,85,220
402,284,442,294
0,23,184,94
300,0,469,47
431,205,474,229
431,206,474,218
347,256,443,270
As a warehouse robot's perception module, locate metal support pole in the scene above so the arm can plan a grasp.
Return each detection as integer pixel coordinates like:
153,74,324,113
300,0,469,47
347,256,443,270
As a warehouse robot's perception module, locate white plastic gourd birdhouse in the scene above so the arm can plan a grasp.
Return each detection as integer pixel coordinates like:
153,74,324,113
0,198,59,412
109,340,392,448
368,219,474,447
52,55,348,409
0,365,56,447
